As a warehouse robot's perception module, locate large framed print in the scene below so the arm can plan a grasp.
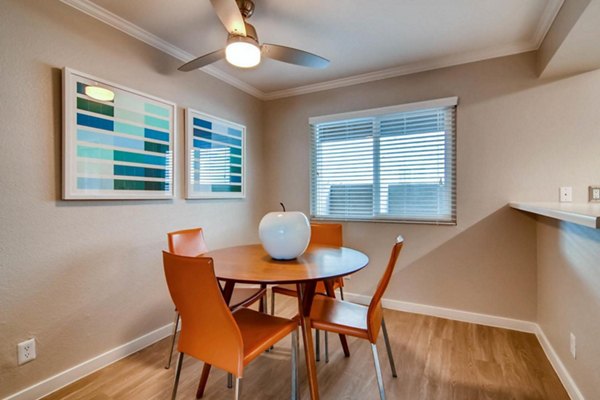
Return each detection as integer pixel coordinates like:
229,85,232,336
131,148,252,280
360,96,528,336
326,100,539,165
185,109,245,199
63,68,175,199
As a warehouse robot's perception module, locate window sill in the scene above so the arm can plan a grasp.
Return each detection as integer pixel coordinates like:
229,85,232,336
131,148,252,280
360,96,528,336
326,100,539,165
310,217,456,226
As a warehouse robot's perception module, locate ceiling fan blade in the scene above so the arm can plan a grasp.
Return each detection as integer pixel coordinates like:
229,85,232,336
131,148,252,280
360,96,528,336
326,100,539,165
210,0,247,36
261,44,329,69
178,49,226,71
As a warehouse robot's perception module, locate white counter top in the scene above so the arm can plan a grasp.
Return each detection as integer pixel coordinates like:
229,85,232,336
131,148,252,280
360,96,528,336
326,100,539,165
509,202,600,229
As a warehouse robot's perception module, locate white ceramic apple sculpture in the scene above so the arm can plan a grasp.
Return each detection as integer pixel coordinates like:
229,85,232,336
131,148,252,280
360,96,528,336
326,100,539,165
259,203,311,260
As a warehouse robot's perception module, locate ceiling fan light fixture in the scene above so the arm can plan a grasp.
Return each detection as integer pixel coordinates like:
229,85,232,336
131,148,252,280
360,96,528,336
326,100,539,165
179,0,329,72
225,36,261,68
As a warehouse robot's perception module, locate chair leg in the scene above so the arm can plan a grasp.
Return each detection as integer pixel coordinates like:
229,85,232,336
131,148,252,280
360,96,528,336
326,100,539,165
291,328,299,400
339,286,345,300
171,352,184,400
315,329,320,362
324,331,329,363
165,312,180,369
268,290,276,351
381,317,397,378
371,344,386,400
270,290,275,316
262,295,268,313
234,377,242,400
228,373,233,388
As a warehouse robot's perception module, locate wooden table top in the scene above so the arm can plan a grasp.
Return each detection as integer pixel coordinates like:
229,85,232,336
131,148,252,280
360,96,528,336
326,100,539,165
203,244,369,284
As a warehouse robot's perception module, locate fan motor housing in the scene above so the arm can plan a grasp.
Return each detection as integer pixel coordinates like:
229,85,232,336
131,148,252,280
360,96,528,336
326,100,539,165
238,22,258,42
227,31,259,48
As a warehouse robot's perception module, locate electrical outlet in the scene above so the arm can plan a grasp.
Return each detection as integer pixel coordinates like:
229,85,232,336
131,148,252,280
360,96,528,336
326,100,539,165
343,276,351,281
589,186,600,202
17,338,36,365
570,332,576,359
559,187,572,202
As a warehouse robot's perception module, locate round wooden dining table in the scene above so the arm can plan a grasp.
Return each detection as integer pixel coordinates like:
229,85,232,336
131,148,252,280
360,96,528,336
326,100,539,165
203,244,369,400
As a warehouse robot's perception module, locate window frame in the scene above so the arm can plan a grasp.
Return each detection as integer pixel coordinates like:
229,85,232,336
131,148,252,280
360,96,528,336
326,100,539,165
309,97,458,225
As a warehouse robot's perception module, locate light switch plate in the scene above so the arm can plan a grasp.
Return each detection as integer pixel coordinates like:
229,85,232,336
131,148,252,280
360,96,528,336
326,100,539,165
589,186,600,202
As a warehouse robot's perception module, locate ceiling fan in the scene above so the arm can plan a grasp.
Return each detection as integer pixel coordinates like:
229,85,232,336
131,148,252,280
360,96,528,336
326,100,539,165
178,0,330,71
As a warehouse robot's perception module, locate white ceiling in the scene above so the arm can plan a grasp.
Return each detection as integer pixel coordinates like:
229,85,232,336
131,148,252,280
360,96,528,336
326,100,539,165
63,0,564,99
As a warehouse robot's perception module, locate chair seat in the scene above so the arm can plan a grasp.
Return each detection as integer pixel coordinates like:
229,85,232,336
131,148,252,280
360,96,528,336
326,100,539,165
309,295,370,340
233,308,298,365
229,287,266,310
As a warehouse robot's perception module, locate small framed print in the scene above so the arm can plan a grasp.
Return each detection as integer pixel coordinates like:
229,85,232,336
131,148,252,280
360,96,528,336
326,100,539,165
63,68,175,200
185,109,245,199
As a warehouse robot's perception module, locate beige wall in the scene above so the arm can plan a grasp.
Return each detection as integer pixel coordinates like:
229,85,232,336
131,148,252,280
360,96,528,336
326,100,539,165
537,219,600,398
264,52,600,320
3,0,600,398
264,52,600,397
0,0,265,397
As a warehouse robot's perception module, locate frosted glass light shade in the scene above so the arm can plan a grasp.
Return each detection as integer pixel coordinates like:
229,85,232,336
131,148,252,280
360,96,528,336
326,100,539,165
259,211,310,260
225,40,261,68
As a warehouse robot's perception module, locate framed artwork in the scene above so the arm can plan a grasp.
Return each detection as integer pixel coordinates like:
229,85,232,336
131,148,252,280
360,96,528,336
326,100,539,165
62,68,176,199
185,109,245,199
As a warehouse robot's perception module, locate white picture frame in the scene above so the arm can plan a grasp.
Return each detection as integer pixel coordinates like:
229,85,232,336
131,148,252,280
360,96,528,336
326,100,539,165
63,67,176,200
185,109,245,199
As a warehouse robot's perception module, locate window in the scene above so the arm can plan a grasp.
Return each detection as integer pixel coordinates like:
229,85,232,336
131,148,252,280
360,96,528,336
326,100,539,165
310,97,457,224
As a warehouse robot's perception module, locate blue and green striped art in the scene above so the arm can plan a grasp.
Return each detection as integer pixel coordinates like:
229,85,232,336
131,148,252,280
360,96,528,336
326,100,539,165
185,109,245,199
63,68,175,199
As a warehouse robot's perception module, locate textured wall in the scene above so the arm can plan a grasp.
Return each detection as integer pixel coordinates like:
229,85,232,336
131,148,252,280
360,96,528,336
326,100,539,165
0,0,265,397
3,0,600,398
537,219,600,398
263,52,600,321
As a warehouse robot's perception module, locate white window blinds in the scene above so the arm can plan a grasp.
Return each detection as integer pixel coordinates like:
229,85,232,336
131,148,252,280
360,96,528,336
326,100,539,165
310,97,457,224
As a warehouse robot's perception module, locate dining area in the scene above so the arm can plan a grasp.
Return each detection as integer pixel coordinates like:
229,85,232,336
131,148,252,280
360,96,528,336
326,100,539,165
6,1,594,398
161,214,404,400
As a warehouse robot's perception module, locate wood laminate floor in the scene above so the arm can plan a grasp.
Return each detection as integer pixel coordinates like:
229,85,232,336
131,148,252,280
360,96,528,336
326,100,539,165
42,298,569,400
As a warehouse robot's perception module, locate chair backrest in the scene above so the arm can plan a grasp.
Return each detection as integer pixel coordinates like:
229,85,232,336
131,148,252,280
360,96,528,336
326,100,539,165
310,223,343,247
167,227,209,256
311,223,344,292
162,251,244,377
367,236,404,342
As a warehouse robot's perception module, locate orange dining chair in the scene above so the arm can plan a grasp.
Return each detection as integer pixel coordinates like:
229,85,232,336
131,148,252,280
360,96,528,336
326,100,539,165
271,222,345,362
164,228,267,369
308,236,404,400
163,252,299,400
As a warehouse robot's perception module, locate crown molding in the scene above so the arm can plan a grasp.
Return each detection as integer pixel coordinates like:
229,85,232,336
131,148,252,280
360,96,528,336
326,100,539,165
62,0,563,102
201,66,265,99
264,0,564,100
263,41,538,100
59,0,266,99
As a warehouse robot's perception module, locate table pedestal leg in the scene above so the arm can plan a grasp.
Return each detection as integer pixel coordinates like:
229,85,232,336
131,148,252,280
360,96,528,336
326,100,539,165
297,282,319,400
196,364,212,398
196,281,236,398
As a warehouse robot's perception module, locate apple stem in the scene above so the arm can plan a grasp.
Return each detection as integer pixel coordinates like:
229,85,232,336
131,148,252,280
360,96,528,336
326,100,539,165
280,202,286,212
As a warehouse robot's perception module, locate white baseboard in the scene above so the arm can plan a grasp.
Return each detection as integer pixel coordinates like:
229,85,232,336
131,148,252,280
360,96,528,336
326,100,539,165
344,292,538,333
535,327,584,400
344,291,584,400
4,323,175,400
5,295,585,400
